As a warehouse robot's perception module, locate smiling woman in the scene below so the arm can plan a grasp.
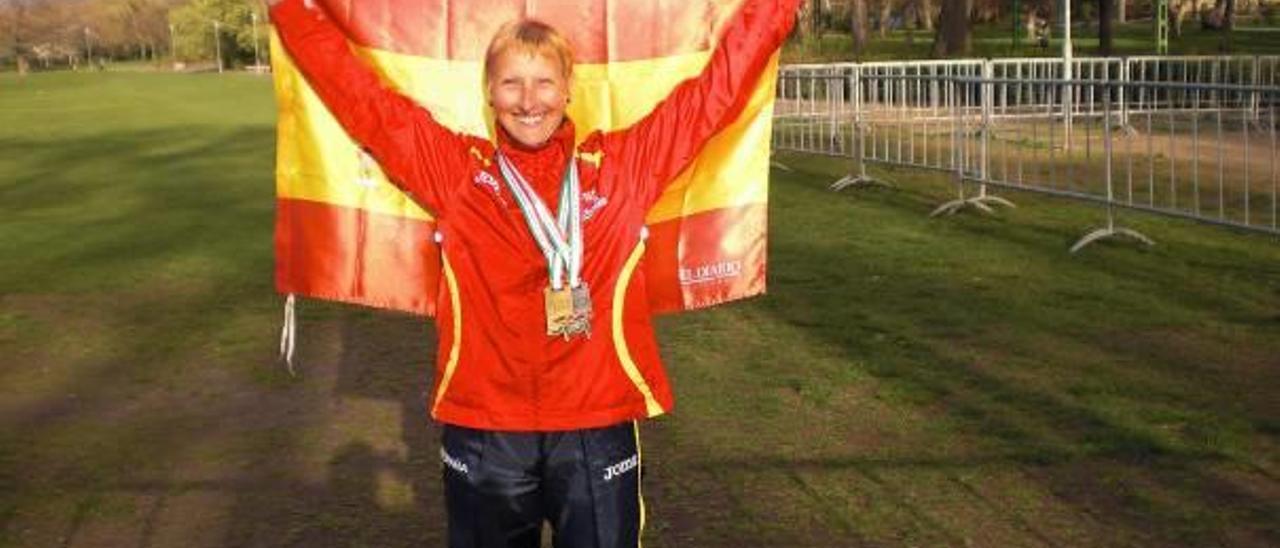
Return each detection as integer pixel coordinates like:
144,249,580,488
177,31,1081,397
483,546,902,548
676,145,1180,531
268,0,799,545
484,20,574,148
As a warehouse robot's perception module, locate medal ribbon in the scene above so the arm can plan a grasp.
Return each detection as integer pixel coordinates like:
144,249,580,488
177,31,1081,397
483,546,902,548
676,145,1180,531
495,152,583,291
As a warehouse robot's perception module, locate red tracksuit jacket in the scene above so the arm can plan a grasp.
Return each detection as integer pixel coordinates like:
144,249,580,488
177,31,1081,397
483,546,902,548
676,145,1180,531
271,0,798,431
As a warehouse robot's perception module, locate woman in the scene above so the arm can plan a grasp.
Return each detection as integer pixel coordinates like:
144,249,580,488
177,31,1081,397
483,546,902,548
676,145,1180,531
269,0,798,546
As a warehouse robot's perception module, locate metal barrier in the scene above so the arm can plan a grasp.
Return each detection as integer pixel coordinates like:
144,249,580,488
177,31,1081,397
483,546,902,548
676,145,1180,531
774,56,1280,250
773,64,854,159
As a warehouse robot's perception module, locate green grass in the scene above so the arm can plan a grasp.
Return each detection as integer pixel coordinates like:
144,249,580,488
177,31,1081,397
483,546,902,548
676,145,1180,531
1,71,1278,547
783,20,1280,63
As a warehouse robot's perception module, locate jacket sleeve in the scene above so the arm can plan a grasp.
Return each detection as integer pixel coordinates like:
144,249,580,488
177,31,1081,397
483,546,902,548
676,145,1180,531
601,0,799,209
270,0,471,214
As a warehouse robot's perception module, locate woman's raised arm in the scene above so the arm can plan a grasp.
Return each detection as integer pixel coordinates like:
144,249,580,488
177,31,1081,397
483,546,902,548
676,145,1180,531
270,0,472,213
602,0,800,208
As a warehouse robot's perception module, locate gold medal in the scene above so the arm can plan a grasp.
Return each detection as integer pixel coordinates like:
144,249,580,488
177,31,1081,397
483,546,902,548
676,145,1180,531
545,286,574,336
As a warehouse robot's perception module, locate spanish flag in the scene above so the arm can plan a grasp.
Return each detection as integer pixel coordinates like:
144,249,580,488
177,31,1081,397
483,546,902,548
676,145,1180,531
272,0,778,316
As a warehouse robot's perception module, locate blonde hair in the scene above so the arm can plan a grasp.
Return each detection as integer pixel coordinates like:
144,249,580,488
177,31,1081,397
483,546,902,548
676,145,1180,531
484,19,576,83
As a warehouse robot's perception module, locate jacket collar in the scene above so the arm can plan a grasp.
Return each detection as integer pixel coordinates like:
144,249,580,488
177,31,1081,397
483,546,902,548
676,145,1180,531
493,118,578,200
495,118,577,164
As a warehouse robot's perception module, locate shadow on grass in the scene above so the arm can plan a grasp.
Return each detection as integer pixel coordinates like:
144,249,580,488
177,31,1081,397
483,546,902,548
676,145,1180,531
218,311,444,548
1,307,448,547
0,124,445,546
0,126,274,294
732,160,1279,545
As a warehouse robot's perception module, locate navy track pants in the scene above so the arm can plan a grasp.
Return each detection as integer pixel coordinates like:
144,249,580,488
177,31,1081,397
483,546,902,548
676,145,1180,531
441,421,643,548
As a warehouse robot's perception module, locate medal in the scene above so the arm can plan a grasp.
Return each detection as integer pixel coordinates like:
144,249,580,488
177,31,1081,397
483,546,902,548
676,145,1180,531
565,284,593,338
545,285,592,338
544,286,574,336
497,152,593,339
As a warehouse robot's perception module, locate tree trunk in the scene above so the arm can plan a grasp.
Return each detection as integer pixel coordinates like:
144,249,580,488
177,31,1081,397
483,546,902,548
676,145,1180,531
1203,0,1236,29
10,0,28,64
964,0,973,51
918,0,935,30
794,0,812,43
813,0,824,38
1118,0,1126,22
878,0,893,39
852,0,869,52
1172,0,1188,38
931,0,969,56
1098,0,1114,55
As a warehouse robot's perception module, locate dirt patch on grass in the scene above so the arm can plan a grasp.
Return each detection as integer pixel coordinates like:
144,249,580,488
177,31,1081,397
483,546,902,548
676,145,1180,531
1,288,450,547
1027,456,1280,547
1104,325,1280,423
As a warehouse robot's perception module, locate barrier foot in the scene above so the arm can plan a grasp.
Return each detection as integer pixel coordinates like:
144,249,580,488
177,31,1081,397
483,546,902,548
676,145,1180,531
830,174,889,191
982,195,1017,209
930,199,965,216
1115,123,1139,137
929,194,1016,217
770,159,792,172
1069,226,1155,253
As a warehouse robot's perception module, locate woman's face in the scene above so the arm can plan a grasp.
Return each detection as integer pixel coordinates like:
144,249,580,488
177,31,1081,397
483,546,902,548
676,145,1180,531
487,50,569,148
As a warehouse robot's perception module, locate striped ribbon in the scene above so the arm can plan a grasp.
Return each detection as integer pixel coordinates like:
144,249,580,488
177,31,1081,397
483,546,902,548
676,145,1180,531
495,153,583,290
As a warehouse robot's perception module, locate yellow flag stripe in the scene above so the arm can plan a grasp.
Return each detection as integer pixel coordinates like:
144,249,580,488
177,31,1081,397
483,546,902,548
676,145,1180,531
645,53,778,224
273,33,777,224
273,32,434,221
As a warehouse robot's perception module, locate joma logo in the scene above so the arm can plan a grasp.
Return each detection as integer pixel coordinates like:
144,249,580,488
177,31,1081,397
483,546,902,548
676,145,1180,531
441,448,468,475
602,454,639,482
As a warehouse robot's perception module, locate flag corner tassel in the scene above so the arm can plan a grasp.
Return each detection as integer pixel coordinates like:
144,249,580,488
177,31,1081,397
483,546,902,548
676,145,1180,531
278,293,298,376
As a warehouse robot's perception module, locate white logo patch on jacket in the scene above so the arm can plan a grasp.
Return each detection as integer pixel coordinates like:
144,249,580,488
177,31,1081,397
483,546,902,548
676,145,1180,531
581,190,609,222
473,170,500,195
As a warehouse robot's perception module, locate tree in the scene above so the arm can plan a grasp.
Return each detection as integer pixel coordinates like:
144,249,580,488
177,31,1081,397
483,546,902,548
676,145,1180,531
0,0,41,66
971,0,1001,21
851,0,869,53
931,0,970,56
1098,0,1114,54
875,0,893,39
919,0,936,30
909,0,935,31
1,0,185,69
18,0,87,67
1171,0,1192,37
1202,0,1236,29
794,0,813,44
169,0,263,66
104,0,177,61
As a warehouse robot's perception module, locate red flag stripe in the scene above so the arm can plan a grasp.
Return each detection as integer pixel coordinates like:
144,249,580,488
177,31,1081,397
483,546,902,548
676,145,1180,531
323,0,730,63
276,198,766,316
276,198,441,315
643,202,768,314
